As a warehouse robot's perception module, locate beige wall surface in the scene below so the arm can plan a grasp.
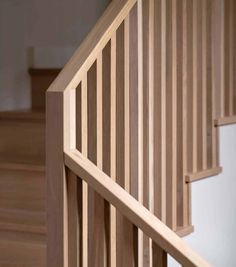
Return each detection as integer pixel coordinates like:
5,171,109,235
0,0,109,110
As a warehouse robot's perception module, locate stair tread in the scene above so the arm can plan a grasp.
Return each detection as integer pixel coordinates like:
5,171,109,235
0,109,45,121
0,155,45,171
0,208,46,234
0,238,46,266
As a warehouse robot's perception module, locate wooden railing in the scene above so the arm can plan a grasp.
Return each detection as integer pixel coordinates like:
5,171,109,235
46,0,236,266
213,0,236,126
64,149,210,267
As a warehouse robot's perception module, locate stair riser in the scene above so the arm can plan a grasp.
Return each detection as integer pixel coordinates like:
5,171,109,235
0,169,45,212
0,121,45,160
0,240,46,266
29,69,60,111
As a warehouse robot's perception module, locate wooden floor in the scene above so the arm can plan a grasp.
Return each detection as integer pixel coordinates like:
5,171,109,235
0,110,46,266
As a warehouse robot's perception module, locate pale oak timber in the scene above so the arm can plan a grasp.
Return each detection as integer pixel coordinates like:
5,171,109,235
64,149,211,267
47,0,137,93
215,116,236,126
186,167,222,183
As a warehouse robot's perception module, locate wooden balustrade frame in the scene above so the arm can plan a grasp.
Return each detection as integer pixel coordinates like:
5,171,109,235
46,0,236,266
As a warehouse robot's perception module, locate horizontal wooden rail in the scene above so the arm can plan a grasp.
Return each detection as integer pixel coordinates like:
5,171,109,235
64,149,211,267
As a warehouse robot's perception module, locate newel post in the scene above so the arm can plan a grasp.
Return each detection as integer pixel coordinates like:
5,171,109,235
46,90,68,267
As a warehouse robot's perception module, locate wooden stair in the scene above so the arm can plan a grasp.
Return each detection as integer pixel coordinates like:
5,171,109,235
0,69,58,266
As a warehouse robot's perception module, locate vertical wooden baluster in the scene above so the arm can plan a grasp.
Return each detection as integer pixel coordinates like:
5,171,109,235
87,62,104,267
115,22,128,267
142,0,151,265
110,33,117,267
224,0,230,117
211,0,220,168
161,0,167,225
172,0,177,230
176,0,187,231
148,0,154,260
47,90,69,267
65,85,79,267
153,0,162,222
68,170,81,267
123,14,137,267
234,1,236,116
65,88,77,266
125,16,130,196
102,41,111,267
229,0,234,116
202,0,207,170
124,11,131,262
64,86,81,267
182,0,189,230
148,0,154,265
81,76,88,267
77,84,83,266
184,0,193,227
211,0,220,120
182,0,188,228
186,0,193,176
129,1,146,266
76,84,82,153
220,0,225,118
153,0,168,265
130,3,138,264
196,0,203,171
138,0,144,266
207,0,214,169
171,0,178,230
129,3,138,202
97,52,107,267
166,0,172,228
166,0,177,230
97,55,103,173
192,0,198,174
196,0,203,170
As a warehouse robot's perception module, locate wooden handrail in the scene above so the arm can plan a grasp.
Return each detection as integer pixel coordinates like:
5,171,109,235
47,0,136,93
64,149,211,267
46,0,223,265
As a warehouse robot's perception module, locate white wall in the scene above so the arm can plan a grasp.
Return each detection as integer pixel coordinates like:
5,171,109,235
0,0,109,111
169,124,236,267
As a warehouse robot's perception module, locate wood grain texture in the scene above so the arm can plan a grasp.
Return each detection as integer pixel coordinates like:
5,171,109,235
102,41,112,266
110,33,117,267
129,4,141,266
46,91,68,267
81,76,88,267
65,149,211,267
45,1,236,266
67,170,81,267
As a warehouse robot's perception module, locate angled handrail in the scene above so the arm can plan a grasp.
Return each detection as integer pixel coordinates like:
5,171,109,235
64,149,211,267
48,0,136,93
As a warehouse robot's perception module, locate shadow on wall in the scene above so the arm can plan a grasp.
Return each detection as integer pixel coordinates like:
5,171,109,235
0,0,110,111
169,124,236,267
